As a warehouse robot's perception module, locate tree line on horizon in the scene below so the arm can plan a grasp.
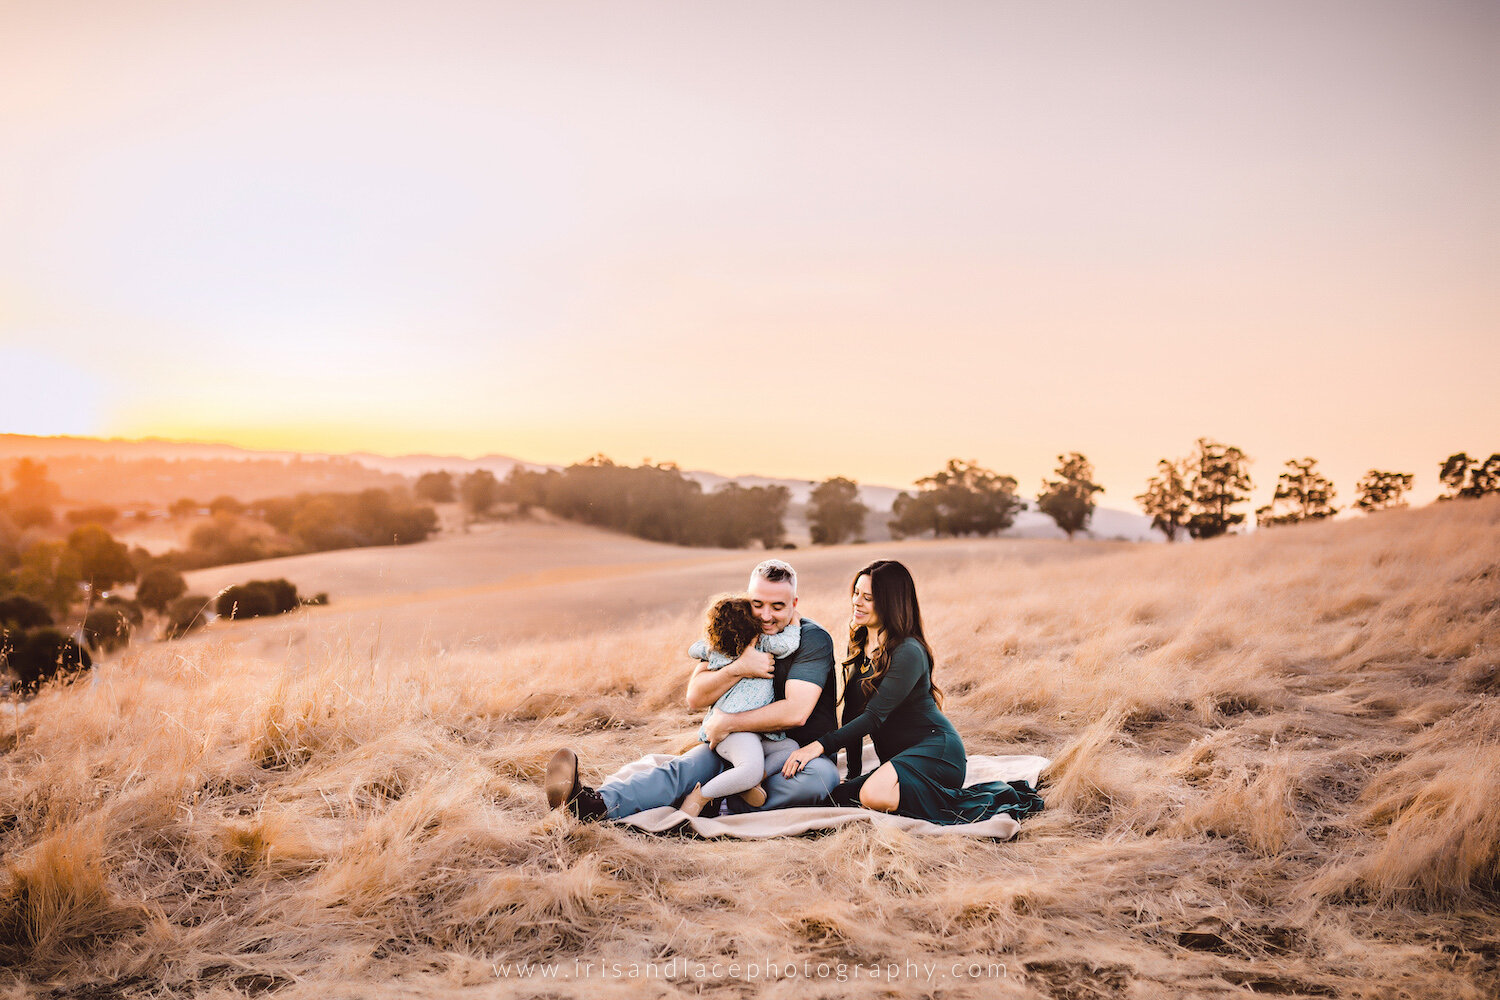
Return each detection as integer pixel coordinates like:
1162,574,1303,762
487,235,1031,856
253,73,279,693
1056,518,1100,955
407,443,1499,552
431,456,792,549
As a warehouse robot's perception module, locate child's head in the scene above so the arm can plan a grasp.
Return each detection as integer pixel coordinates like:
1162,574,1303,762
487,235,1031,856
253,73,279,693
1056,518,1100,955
704,594,763,659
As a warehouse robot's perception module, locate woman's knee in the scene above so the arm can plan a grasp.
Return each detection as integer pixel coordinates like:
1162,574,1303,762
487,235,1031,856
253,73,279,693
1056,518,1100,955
859,770,900,812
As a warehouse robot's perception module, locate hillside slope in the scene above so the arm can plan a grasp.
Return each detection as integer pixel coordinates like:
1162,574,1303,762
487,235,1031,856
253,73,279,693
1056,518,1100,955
2,498,1497,998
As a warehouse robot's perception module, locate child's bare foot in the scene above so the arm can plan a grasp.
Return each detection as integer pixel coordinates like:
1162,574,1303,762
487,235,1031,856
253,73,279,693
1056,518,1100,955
738,783,767,808
679,783,711,817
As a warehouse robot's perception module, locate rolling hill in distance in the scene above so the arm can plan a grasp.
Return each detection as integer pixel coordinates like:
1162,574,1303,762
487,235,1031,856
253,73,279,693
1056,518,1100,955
0,432,1163,542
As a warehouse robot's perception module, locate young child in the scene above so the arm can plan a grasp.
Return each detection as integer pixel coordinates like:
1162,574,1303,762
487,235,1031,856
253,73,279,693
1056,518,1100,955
679,595,801,816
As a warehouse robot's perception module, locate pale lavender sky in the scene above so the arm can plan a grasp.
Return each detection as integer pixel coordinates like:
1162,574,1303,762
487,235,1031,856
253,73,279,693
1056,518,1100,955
2,1,1496,507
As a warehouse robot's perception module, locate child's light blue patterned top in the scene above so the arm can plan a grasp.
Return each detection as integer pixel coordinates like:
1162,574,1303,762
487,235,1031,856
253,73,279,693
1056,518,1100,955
690,622,802,742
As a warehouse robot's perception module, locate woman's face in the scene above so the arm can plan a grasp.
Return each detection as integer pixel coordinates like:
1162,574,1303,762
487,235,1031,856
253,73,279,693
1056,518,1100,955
851,574,879,631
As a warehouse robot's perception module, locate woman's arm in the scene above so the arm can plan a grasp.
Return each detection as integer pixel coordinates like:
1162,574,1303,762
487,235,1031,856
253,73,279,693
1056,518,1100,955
808,640,927,754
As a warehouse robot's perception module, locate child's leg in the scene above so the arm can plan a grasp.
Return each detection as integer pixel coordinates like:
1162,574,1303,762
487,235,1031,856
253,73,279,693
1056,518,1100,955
699,731,770,798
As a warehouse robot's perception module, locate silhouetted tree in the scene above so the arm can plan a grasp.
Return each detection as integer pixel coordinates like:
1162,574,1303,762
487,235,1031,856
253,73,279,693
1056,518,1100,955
1036,453,1103,540
208,495,245,516
890,459,1024,539
1255,457,1337,527
170,497,201,518
808,477,868,545
67,524,137,596
500,466,558,514
1186,438,1253,539
1439,452,1500,500
461,469,501,517
65,505,119,527
1355,470,1414,513
414,470,456,503
136,566,188,613
1136,458,1192,542
82,606,133,653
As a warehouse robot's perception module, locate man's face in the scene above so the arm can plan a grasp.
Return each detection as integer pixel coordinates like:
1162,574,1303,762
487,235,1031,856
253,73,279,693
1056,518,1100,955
748,577,797,634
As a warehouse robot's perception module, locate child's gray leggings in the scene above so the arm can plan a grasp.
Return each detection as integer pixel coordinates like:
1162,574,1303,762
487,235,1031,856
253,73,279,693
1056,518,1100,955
700,732,785,798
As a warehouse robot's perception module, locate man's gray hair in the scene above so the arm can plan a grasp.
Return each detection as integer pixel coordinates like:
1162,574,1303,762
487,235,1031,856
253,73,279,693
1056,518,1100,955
750,558,797,594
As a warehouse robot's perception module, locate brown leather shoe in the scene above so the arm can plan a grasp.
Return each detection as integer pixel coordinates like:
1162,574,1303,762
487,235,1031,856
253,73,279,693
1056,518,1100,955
738,783,767,808
545,748,580,810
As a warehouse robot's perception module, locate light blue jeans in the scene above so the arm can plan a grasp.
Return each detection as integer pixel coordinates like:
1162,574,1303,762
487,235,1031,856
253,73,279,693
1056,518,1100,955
599,739,839,819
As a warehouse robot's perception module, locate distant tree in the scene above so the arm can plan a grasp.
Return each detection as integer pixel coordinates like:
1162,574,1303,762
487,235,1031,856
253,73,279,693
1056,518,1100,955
1186,438,1253,540
1255,457,1338,527
499,466,559,515
3,627,92,691
66,524,137,596
694,483,790,549
101,594,144,627
65,505,119,528
1036,453,1104,540
169,497,200,518
208,495,245,516
808,477,868,545
136,566,188,613
82,606,133,653
414,470,457,503
1439,452,1500,500
162,594,211,639
12,540,81,618
460,470,501,517
8,505,54,530
1355,470,1413,513
890,459,1025,539
5,458,62,510
1136,458,1192,542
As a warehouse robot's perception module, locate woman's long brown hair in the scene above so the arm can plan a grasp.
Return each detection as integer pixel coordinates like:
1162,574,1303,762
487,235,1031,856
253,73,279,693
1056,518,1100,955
842,559,943,708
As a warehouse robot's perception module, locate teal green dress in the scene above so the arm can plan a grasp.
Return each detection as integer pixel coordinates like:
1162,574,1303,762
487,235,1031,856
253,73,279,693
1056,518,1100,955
817,637,1043,826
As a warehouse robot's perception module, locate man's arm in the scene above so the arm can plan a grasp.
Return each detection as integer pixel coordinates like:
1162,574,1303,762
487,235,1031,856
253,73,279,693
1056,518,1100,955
702,679,822,740
685,648,773,710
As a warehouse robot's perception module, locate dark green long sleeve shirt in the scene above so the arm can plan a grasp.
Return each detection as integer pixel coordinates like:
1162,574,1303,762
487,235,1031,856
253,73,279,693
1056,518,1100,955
816,637,954,778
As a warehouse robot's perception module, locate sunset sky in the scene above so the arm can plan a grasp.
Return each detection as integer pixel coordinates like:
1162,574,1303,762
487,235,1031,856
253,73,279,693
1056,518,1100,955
2,1,1496,507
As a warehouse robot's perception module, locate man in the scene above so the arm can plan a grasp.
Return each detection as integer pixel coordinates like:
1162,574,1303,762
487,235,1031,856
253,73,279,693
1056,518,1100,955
545,558,840,820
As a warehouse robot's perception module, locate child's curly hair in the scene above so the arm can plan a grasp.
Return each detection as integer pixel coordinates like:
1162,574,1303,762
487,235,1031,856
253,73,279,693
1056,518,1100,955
704,594,763,659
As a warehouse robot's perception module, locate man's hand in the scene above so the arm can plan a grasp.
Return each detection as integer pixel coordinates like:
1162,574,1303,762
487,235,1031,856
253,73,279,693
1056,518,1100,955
729,647,774,679
702,711,735,749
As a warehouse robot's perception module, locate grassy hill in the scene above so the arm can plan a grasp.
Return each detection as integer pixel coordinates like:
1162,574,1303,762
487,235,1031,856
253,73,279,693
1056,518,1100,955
2,498,1497,998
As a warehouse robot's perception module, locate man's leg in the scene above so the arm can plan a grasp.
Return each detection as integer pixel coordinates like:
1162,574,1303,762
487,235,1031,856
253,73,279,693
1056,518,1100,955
597,742,727,819
723,739,837,813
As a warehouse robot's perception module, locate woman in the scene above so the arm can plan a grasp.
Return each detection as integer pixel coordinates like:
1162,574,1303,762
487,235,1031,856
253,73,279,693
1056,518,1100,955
780,559,1043,825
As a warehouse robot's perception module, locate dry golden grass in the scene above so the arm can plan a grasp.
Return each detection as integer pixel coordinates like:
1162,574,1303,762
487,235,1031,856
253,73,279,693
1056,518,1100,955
3,498,1498,998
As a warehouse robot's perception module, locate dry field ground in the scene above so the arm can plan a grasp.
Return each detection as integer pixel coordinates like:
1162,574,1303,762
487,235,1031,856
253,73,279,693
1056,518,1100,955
2,498,1498,999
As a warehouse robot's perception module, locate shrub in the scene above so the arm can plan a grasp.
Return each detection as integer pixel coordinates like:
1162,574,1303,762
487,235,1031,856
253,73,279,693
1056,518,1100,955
0,594,52,628
162,595,210,640
215,579,301,621
135,566,187,613
2,628,92,691
82,607,133,653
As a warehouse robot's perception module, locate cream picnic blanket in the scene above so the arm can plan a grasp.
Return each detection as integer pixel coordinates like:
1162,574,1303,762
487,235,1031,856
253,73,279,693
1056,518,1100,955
604,751,1049,840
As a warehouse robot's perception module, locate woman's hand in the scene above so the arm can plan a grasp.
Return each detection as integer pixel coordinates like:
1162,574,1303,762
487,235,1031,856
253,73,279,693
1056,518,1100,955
781,741,825,779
